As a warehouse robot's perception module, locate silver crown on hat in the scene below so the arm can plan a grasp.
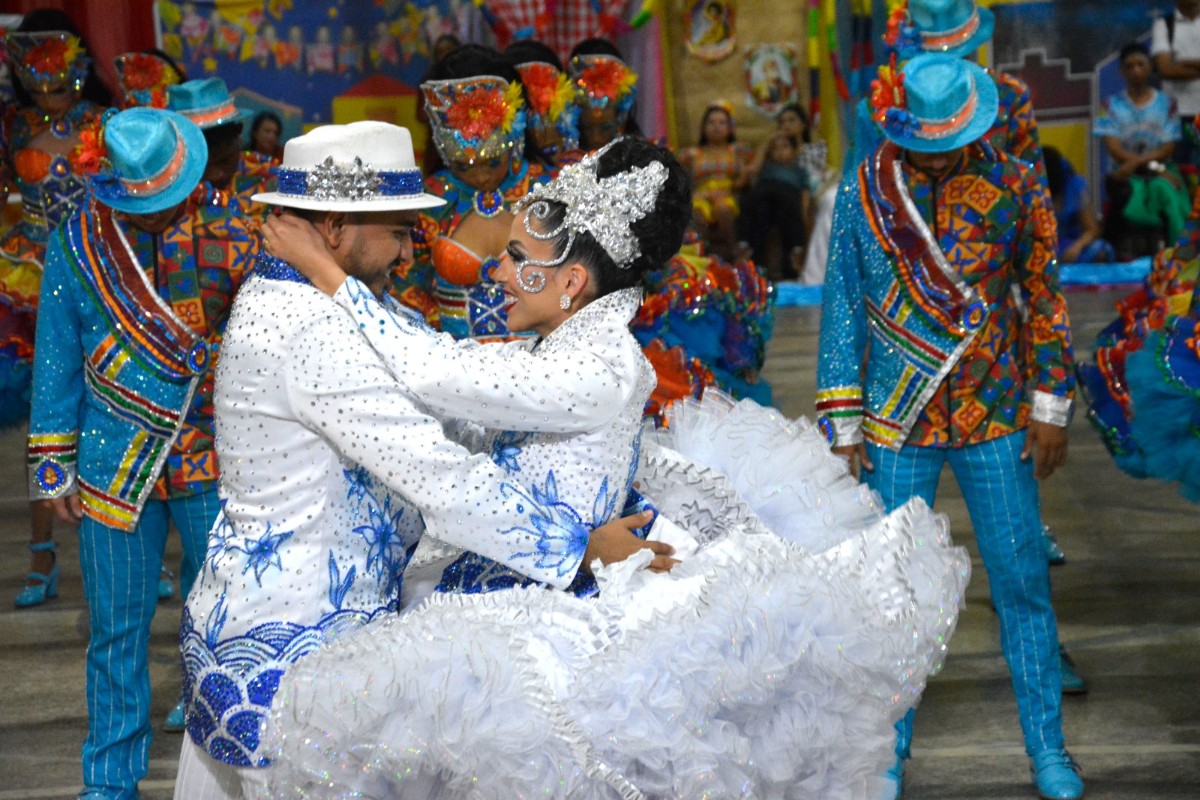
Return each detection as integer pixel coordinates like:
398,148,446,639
512,139,668,293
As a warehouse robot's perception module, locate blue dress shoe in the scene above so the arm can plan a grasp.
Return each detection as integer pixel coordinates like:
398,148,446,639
164,698,186,732
1031,748,1084,799
14,541,59,608
1059,645,1088,695
1043,525,1066,566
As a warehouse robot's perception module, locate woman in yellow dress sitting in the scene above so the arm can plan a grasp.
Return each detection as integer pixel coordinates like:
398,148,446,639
678,101,749,261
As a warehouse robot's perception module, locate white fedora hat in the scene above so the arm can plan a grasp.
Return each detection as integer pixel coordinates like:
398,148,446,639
252,121,446,212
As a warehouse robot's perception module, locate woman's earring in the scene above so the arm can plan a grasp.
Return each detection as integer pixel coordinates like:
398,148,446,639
559,293,571,311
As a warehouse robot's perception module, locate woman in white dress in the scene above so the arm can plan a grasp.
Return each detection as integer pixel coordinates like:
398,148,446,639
259,138,970,800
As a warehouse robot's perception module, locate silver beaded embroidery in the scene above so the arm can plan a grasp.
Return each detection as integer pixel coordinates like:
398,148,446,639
306,156,381,201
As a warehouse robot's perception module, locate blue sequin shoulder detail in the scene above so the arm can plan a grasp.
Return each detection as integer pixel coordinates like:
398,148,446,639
253,253,312,285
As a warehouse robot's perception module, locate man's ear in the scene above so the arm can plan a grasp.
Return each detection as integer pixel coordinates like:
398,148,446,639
322,211,349,250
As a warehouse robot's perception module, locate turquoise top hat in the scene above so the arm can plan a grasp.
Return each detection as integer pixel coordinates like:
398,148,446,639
872,53,998,153
167,77,250,129
91,108,208,214
908,0,994,58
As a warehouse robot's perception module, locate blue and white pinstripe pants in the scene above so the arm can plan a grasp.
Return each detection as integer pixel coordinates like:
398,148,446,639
865,430,1064,756
77,488,219,799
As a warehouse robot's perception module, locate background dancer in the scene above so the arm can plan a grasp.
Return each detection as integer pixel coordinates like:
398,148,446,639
817,54,1081,800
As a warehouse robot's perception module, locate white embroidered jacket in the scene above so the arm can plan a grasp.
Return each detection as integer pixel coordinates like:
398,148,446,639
334,278,656,596
181,259,596,768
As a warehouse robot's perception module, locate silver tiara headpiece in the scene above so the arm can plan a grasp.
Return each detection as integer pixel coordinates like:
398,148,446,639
512,139,668,292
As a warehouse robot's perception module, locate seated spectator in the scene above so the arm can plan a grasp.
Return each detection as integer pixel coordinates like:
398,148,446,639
778,103,829,195
1044,147,1115,263
737,131,809,280
739,103,829,280
248,110,283,160
1151,0,1200,175
1096,41,1191,257
677,100,749,261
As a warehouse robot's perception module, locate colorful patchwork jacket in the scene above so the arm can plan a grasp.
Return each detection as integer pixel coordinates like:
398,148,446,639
27,196,255,530
816,141,1073,451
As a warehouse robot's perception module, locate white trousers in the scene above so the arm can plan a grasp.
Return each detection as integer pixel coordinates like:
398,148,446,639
801,181,838,285
173,739,271,800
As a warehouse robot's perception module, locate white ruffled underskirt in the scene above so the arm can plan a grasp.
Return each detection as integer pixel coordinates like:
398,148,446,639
260,395,970,800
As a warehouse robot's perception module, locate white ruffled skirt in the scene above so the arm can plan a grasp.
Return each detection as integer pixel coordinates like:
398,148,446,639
260,395,970,799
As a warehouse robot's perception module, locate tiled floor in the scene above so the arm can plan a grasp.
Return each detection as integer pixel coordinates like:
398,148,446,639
1,288,1197,799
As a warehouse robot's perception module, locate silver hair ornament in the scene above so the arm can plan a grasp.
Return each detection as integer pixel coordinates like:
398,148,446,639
512,198,557,292
512,139,668,293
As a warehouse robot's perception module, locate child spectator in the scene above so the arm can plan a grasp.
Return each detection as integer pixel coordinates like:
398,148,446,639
678,101,749,261
1044,146,1115,263
737,131,809,280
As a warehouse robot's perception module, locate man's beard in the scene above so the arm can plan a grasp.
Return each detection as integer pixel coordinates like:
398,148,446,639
345,235,393,298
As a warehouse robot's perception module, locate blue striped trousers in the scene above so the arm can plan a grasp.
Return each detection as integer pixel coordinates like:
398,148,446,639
865,430,1064,756
78,489,219,799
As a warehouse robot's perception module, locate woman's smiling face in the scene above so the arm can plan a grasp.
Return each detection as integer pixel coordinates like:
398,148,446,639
492,208,575,336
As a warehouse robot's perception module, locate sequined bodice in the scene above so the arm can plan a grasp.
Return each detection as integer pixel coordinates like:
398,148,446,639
15,153,89,238
6,102,102,240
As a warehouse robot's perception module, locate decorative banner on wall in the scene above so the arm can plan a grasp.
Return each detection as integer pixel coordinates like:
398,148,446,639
478,0,630,60
743,43,799,117
685,0,735,63
155,0,477,146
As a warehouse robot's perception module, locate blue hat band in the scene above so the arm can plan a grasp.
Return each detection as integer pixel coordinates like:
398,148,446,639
277,165,424,201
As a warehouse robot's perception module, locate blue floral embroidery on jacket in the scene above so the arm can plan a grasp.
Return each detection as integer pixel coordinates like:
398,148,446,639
354,493,407,597
232,523,294,586
204,512,294,587
501,472,588,577
437,469,617,595
344,464,373,504
328,552,356,610
204,511,237,577
490,430,529,474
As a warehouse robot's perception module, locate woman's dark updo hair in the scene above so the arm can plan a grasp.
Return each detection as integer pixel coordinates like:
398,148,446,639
531,138,691,298
569,37,622,60
423,43,520,86
504,39,563,71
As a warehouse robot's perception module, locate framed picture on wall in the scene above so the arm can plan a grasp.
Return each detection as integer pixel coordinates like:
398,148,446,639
744,43,798,117
685,0,736,63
